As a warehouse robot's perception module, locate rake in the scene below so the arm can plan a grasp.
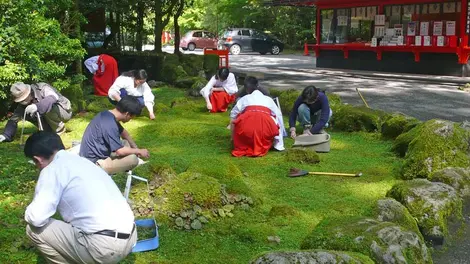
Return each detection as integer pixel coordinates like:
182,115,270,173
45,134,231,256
288,168,362,178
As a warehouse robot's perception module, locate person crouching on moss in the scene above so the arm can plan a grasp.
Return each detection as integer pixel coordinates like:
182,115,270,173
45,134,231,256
230,76,285,157
108,69,156,120
289,86,332,138
200,67,238,113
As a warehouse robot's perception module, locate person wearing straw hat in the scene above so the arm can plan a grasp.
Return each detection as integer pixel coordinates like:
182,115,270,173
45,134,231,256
0,82,72,143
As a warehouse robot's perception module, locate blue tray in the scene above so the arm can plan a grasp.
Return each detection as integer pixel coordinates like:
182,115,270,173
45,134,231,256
133,218,160,253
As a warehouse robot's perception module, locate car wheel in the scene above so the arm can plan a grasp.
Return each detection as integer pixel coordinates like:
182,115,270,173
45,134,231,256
259,52,267,55
271,45,280,55
188,43,196,51
230,44,241,55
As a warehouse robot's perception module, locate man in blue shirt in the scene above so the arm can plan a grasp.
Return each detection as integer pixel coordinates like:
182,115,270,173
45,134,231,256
80,96,149,174
289,86,332,138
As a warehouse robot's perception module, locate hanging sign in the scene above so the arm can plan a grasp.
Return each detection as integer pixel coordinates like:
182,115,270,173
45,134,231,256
446,21,456,36
433,21,443,36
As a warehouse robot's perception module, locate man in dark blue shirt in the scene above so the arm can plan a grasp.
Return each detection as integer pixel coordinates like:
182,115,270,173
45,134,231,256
79,96,150,174
289,86,332,138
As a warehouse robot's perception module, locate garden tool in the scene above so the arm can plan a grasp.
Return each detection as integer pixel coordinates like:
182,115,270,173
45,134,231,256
36,112,44,131
19,111,27,146
356,88,370,108
293,133,331,153
288,167,362,178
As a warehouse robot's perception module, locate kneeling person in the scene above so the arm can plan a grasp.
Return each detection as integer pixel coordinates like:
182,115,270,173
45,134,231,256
80,96,149,175
0,82,72,142
200,67,238,113
24,131,136,263
289,86,332,138
230,77,285,157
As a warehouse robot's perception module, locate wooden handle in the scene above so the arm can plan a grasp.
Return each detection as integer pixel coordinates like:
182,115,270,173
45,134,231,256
308,172,359,177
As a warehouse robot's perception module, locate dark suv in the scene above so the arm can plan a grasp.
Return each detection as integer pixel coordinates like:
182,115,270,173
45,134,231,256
218,28,284,55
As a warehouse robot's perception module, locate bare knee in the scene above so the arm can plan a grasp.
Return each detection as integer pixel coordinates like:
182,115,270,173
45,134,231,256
129,154,139,168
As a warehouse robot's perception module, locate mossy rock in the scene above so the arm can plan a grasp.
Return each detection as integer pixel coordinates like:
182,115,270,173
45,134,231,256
332,105,390,132
251,250,374,264
387,179,463,245
268,205,300,218
180,54,205,76
161,64,188,84
381,113,421,140
300,216,432,264
61,84,86,113
86,96,114,113
430,167,470,197
391,124,423,157
285,148,320,164
401,120,470,179
154,172,222,215
232,223,276,244
277,89,300,116
375,198,421,237
190,77,207,90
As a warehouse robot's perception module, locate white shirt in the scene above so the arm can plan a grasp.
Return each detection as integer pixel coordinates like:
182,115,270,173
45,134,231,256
25,150,135,233
230,90,285,151
200,72,238,98
84,56,103,74
108,76,155,109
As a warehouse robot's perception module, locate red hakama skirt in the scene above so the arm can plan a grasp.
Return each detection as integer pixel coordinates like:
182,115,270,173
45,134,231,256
93,54,118,96
209,90,236,113
232,105,279,157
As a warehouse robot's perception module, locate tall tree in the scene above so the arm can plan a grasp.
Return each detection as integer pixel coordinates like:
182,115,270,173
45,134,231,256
135,1,146,51
173,0,188,55
154,0,178,52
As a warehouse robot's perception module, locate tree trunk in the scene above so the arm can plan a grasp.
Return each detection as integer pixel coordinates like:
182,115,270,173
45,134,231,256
136,2,145,51
117,13,122,50
173,0,185,55
154,0,163,52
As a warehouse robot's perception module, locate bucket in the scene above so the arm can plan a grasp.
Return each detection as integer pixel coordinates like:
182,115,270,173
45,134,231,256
292,133,331,153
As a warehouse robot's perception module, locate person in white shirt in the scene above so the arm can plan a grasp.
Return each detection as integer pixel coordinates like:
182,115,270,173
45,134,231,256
24,131,137,264
230,76,285,157
200,67,238,113
108,69,156,120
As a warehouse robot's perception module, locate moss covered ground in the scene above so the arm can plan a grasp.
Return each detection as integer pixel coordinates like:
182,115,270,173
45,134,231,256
0,87,402,263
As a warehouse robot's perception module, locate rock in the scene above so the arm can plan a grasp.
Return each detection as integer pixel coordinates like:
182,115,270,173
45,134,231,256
392,124,423,157
193,205,202,213
251,250,374,264
226,212,234,218
267,236,281,244
430,167,470,197
190,219,202,230
381,113,421,139
147,80,165,88
198,216,209,224
218,208,226,218
180,211,189,218
223,204,235,212
375,198,420,236
301,217,431,264
400,120,470,179
187,89,201,98
285,148,320,164
175,217,184,227
387,179,463,245
184,224,191,230
240,204,251,211
331,105,389,132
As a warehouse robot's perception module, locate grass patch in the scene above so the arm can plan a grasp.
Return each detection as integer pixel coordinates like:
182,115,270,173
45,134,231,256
0,87,401,263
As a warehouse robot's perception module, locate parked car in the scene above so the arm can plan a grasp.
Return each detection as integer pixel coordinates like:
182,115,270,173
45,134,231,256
180,30,218,51
218,28,284,55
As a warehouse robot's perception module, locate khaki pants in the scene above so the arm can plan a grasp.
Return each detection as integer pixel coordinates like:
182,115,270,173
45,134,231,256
96,140,139,175
44,104,72,133
26,219,137,264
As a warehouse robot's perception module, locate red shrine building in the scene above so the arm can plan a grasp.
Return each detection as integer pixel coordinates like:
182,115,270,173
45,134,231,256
266,0,470,76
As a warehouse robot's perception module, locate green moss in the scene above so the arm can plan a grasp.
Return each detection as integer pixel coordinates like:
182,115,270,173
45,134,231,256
250,250,375,264
268,205,300,218
154,172,222,216
232,223,276,243
277,89,300,116
381,113,421,139
374,198,421,237
86,95,114,113
180,54,205,76
327,93,342,112
387,179,463,244
332,105,389,132
61,84,86,113
401,120,470,179
391,124,423,157
190,77,207,90
285,148,320,164
161,64,188,84
301,216,432,264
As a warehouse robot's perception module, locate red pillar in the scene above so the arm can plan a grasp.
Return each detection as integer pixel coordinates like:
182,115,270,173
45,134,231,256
316,7,321,45
460,0,468,48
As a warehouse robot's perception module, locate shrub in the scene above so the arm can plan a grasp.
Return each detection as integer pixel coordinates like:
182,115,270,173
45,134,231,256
381,113,421,140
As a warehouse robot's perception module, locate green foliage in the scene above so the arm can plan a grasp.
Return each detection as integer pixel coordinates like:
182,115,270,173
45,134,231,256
285,148,320,164
203,54,219,77
0,0,85,98
381,113,421,140
401,120,470,180
60,84,86,113
273,89,300,116
86,96,115,113
332,105,389,132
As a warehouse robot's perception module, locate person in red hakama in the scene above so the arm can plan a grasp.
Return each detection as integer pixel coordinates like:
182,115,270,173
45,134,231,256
230,77,285,157
84,54,119,96
200,68,238,113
